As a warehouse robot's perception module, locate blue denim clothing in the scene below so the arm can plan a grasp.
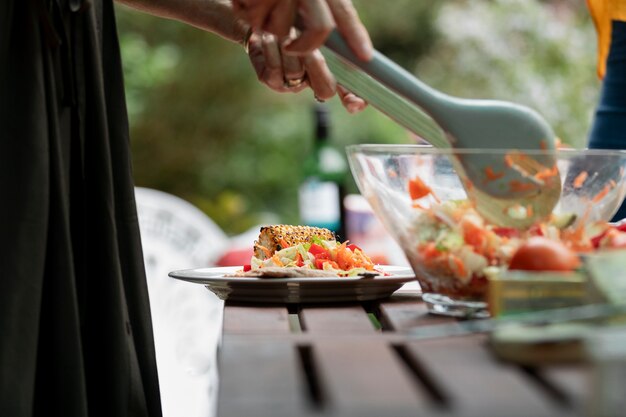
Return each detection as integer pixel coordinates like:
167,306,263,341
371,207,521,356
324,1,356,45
588,20,626,221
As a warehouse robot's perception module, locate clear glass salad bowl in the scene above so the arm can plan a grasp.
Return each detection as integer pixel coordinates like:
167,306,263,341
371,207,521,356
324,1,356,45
347,144,626,318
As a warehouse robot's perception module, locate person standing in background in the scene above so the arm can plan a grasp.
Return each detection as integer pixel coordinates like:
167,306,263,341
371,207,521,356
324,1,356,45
587,0,626,220
0,0,371,416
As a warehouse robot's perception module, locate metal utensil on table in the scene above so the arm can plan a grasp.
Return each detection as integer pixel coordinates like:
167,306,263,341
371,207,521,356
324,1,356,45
322,31,561,228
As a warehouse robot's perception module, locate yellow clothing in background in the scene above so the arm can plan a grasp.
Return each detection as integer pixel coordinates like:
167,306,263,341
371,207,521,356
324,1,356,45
587,0,626,78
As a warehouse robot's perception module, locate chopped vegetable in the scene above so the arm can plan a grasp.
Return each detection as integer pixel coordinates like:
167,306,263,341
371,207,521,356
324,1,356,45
246,232,379,276
509,237,581,272
484,166,504,182
408,176,438,202
573,171,588,189
406,195,618,291
592,184,611,203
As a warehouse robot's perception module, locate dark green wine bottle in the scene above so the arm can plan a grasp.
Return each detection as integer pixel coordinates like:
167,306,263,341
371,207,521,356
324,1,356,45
298,104,348,239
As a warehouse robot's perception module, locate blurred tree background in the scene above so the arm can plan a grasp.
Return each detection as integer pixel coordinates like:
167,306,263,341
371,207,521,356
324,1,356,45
116,0,598,235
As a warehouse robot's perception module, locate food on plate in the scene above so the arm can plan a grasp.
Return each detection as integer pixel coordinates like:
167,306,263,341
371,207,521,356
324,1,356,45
406,198,626,299
253,225,335,260
237,224,381,277
233,266,344,278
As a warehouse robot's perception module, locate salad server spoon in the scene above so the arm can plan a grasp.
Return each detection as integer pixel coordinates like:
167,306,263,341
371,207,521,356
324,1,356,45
322,31,561,228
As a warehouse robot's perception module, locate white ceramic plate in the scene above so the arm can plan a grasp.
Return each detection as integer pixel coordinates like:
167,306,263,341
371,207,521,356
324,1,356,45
168,265,418,303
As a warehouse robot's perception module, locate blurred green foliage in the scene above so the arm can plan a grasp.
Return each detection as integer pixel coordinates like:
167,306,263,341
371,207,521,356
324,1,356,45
117,0,599,235
417,0,597,147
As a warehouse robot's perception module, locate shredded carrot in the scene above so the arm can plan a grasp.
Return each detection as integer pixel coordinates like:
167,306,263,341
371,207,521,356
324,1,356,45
450,255,467,278
335,243,351,270
462,217,487,251
279,238,290,249
412,202,427,210
592,185,611,203
509,180,536,193
271,254,284,267
419,242,441,260
534,164,558,181
573,171,588,189
257,245,273,258
504,153,515,168
484,166,505,182
526,205,534,217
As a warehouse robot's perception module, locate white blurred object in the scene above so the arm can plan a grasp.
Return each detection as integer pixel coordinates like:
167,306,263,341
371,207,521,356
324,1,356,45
344,194,409,267
135,187,229,417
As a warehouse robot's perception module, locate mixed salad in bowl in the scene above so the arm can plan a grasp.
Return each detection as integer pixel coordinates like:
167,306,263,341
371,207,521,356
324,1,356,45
405,195,626,300
347,145,626,305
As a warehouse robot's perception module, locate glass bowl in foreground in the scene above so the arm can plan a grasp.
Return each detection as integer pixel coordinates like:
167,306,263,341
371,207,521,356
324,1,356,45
347,145,626,317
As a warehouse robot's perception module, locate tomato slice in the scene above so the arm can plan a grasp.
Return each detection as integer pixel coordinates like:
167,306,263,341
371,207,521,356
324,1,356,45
591,223,626,248
591,230,608,248
408,176,432,200
243,264,252,272
509,237,581,272
492,227,519,238
347,243,362,252
309,243,329,258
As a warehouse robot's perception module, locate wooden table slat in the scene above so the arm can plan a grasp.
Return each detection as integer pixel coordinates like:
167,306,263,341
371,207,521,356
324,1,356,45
223,305,291,334
218,295,589,417
379,298,458,331
405,336,582,417
541,366,590,409
218,339,310,417
313,339,431,417
300,305,375,334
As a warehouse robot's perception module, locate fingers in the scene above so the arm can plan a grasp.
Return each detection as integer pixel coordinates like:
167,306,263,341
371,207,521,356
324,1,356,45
280,30,306,85
237,0,372,62
244,9,367,112
263,0,297,38
248,32,308,93
283,0,335,56
303,52,367,113
235,0,299,40
326,0,373,61
234,0,276,32
337,85,367,113
302,50,336,101
261,33,290,90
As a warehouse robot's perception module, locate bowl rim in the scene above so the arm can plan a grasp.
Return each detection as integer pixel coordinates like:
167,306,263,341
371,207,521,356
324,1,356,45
346,144,626,157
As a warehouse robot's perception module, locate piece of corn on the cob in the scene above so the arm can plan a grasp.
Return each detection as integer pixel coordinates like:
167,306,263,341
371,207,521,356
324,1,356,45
253,225,335,260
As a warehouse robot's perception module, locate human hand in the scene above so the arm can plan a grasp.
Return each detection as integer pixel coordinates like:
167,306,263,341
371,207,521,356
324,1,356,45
234,0,373,61
246,31,367,113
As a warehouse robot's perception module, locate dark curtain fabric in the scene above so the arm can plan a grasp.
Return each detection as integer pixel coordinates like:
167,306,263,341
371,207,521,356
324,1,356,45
0,0,162,416
589,20,626,221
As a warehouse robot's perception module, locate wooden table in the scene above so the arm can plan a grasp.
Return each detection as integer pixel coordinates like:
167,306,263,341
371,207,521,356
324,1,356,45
216,289,589,417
